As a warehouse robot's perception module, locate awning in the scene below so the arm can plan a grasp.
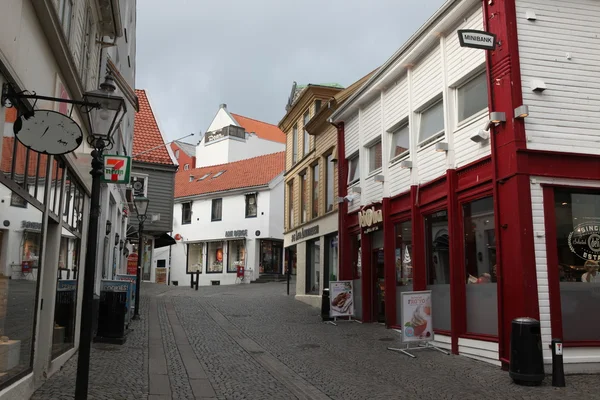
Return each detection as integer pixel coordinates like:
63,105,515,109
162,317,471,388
154,233,176,249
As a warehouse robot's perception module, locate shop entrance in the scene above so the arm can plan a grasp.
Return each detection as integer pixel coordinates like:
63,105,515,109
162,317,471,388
260,240,283,274
372,248,385,323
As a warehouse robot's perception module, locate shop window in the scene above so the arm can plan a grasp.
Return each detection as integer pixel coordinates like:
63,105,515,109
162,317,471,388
245,193,257,218
306,238,321,294
418,99,444,147
312,163,319,219
260,240,282,274
292,124,298,164
182,202,192,224
390,123,410,160
347,153,360,185
457,71,488,124
327,235,339,283
554,189,600,342
325,154,335,213
207,241,224,273
425,210,451,331
287,180,294,229
211,198,222,221
142,237,152,280
368,140,382,173
228,240,246,273
300,172,308,223
395,221,413,332
303,111,310,156
187,242,204,273
463,196,497,336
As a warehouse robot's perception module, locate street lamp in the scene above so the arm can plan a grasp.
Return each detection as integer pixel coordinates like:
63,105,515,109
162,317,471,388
75,72,126,400
132,196,150,320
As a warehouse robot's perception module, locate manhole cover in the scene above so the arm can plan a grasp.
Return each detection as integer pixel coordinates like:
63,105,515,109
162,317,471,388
378,337,395,342
298,343,320,350
93,343,120,351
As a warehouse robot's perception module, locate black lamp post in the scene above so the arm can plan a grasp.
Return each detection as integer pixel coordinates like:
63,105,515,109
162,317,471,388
74,72,126,400
132,196,149,320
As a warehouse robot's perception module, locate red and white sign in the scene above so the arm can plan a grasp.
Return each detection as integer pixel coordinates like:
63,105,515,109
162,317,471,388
127,253,138,275
102,155,131,184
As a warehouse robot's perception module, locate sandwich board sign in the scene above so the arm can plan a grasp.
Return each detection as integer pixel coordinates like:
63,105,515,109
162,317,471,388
102,155,131,184
457,29,497,51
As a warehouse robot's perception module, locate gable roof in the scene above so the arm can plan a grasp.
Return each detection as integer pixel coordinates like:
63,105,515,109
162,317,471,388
229,113,286,144
173,140,196,157
133,89,175,165
175,152,285,199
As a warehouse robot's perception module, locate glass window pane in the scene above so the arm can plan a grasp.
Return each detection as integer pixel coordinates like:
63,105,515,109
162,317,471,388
458,73,488,122
369,141,382,172
301,173,307,223
54,230,79,358
36,154,48,205
306,238,320,294
348,155,360,183
207,241,224,273
425,210,451,331
211,199,222,221
228,240,246,273
554,189,600,341
312,164,319,219
292,125,298,163
303,112,310,156
419,101,444,143
287,181,294,228
391,125,410,159
463,196,497,335
326,154,334,213
187,243,204,273
395,221,413,328
245,194,257,218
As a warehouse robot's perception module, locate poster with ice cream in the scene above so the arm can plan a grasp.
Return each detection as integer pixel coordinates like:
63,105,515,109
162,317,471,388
401,291,433,343
329,281,354,318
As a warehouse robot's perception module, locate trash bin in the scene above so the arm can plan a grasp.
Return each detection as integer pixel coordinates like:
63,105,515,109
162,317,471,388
96,290,127,340
172,280,178,286
321,288,331,321
509,317,545,385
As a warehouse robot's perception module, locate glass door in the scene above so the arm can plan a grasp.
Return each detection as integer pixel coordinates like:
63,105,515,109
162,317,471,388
373,248,385,323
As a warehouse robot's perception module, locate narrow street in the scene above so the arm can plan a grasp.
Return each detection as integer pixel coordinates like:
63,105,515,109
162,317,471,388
31,283,595,400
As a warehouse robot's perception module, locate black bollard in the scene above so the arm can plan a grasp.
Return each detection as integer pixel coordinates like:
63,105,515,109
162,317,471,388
321,288,331,321
195,271,199,290
190,273,194,288
551,338,566,387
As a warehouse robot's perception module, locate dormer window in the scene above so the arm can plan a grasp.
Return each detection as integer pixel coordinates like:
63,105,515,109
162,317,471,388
198,173,210,181
212,171,225,178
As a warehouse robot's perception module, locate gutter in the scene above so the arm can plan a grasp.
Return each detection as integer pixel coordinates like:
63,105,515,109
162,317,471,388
175,184,271,202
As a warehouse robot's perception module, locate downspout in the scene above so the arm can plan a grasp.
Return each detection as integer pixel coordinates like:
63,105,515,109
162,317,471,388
330,119,348,280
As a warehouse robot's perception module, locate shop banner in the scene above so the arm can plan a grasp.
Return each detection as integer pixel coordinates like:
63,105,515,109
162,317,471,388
101,280,132,323
155,267,167,284
127,253,138,275
329,281,354,318
115,274,137,320
401,290,433,343
56,279,76,292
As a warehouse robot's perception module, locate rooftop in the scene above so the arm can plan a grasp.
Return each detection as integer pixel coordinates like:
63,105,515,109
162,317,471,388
173,140,196,157
175,152,285,199
133,89,175,165
229,113,286,144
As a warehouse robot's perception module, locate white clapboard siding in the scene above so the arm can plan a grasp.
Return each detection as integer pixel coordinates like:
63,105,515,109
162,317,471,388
411,46,442,110
363,177,384,206
361,97,382,145
454,112,490,167
445,6,485,86
345,113,360,157
417,148,447,184
388,161,411,197
458,338,500,366
383,77,409,130
516,0,600,155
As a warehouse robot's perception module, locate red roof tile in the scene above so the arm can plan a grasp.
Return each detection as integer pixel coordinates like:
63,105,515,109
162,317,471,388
230,113,286,144
175,152,285,199
133,89,174,165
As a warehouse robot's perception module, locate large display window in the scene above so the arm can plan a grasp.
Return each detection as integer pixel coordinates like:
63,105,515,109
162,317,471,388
187,242,204,273
228,240,246,273
395,221,413,327
425,210,451,332
306,238,320,294
207,241,224,273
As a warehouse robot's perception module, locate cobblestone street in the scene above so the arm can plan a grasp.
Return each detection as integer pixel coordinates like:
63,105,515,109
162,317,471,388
32,282,597,400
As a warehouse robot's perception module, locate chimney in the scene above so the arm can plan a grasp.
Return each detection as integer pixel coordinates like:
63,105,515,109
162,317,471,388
219,103,227,109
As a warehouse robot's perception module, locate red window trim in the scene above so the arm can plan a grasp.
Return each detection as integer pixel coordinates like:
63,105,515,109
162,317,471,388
433,329,451,336
460,333,499,343
563,341,600,348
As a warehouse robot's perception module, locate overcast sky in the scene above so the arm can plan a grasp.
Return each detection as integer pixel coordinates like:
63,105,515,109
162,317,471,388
136,0,447,142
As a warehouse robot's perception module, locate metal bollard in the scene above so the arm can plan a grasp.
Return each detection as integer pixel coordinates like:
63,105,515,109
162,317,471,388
195,271,199,290
550,338,566,387
190,273,194,288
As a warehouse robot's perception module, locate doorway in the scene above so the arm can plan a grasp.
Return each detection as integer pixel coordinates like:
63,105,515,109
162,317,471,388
372,248,385,323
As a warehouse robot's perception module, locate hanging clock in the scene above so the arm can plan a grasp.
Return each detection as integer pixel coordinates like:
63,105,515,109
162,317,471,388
13,110,83,155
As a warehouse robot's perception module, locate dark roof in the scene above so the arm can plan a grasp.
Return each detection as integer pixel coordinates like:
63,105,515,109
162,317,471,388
173,140,196,157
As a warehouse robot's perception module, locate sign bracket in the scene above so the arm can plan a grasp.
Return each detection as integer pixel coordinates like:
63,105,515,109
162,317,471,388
388,341,449,358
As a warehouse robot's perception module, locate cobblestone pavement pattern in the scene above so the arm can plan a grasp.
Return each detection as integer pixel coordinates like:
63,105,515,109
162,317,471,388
32,282,597,400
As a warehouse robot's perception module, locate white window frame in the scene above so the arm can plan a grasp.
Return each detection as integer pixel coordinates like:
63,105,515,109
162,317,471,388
389,120,410,162
417,98,445,148
347,153,360,185
184,164,190,170
130,174,148,197
181,202,192,225
455,70,489,126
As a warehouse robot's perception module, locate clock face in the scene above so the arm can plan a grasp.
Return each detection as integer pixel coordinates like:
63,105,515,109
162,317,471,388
15,110,83,155
133,181,144,191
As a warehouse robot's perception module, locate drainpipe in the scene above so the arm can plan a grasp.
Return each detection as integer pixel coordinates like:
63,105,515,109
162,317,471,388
329,119,348,280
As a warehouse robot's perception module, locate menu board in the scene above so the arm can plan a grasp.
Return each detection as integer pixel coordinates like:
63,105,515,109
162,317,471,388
155,267,167,284
401,291,433,343
329,281,354,318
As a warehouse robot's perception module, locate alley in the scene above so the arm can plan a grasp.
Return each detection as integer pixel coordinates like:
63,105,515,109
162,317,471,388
32,283,596,400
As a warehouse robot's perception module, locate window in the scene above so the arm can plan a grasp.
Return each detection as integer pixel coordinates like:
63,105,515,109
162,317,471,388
79,8,93,88
368,140,382,173
348,153,360,184
228,240,246,273
187,243,204,273
292,125,298,164
553,189,600,342
395,221,413,287
245,193,257,218
211,198,222,221
184,164,189,170
199,173,210,181
181,202,192,224
425,209,450,331
54,231,80,358
58,0,73,40
300,172,308,223
463,196,497,336
260,240,282,274
315,100,322,114
175,149,180,159
312,163,319,219
326,234,339,283
306,238,321,294
391,123,410,159
287,181,294,229
457,72,488,123
207,241,224,273
212,171,225,178
419,100,444,145
303,111,310,156
326,154,334,212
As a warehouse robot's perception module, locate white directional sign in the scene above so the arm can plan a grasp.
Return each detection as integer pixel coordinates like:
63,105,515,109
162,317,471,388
457,29,497,51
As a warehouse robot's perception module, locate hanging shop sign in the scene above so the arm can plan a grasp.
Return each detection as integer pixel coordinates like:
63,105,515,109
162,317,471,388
568,222,600,261
329,281,354,318
102,155,131,184
225,229,248,238
13,110,83,155
457,29,497,51
401,291,433,343
358,207,383,234
291,225,319,242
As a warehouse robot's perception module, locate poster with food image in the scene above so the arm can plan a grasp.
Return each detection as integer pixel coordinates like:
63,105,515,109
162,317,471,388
401,291,433,343
329,281,354,317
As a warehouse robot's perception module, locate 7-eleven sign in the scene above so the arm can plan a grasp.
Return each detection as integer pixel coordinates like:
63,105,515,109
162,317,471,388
102,155,131,184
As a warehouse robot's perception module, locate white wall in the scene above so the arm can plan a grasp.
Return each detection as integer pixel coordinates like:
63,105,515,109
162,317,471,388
516,0,600,155
268,178,285,238
195,135,285,168
206,106,238,133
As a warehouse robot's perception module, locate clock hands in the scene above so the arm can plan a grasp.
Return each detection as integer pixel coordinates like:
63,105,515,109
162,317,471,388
41,126,50,138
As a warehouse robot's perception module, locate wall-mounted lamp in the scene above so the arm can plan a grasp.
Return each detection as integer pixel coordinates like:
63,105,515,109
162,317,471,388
530,79,546,93
119,239,124,251
373,174,385,183
435,142,448,152
470,130,490,143
490,112,506,124
399,160,413,169
114,232,120,246
105,220,112,236
337,194,357,203
351,186,362,194
514,105,529,119
526,10,537,21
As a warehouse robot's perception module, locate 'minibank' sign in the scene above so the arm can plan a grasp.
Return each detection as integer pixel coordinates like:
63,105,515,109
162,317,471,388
457,29,497,51
102,155,131,184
